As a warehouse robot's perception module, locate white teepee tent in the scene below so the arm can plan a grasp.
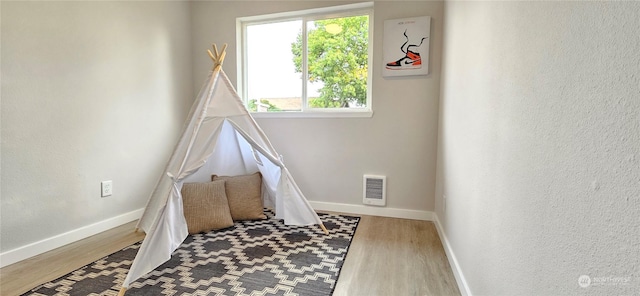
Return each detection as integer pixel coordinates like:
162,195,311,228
117,44,326,295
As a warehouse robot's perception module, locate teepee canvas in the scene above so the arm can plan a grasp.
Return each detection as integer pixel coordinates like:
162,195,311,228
118,45,326,295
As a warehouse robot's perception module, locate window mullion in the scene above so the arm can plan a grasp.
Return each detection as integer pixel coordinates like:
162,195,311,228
301,18,308,111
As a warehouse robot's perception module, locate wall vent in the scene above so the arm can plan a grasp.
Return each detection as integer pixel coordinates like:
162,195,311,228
363,175,386,206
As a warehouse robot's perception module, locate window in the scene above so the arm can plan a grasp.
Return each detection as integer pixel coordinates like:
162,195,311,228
238,3,373,117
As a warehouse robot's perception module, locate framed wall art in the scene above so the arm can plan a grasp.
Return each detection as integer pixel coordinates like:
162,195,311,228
383,16,431,77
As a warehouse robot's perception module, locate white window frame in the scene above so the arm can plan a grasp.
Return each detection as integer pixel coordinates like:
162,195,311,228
237,2,374,118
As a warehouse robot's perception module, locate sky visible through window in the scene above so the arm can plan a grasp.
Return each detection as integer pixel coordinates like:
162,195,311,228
246,21,322,103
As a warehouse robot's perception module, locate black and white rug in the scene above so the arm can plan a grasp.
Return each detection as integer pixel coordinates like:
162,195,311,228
25,210,360,296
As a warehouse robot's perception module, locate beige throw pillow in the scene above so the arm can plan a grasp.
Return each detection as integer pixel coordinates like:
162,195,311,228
181,180,234,234
212,172,266,221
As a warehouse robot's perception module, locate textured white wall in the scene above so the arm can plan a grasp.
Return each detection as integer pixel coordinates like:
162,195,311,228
436,1,640,294
190,0,443,211
1,1,193,252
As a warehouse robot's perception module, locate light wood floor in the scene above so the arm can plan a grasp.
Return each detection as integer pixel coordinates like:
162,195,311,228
1,214,460,296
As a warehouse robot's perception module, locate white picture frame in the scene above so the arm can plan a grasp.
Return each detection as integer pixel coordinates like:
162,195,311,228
383,16,431,77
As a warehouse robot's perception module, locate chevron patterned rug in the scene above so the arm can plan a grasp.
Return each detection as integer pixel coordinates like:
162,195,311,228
24,210,360,296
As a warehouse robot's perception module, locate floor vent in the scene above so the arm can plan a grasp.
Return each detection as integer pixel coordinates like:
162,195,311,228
363,175,386,206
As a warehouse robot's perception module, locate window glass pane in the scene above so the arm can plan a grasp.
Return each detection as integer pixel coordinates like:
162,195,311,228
305,15,369,109
246,20,302,112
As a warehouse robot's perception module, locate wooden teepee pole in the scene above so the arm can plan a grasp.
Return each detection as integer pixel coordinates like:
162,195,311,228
207,43,227,71
320,224,329,235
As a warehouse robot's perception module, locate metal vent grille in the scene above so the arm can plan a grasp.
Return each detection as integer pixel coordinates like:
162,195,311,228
365,178,384,199
363,175,386,206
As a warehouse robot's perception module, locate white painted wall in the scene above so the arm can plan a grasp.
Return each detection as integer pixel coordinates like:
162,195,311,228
436,1,640,294
1,1,193,253
190,1,443,212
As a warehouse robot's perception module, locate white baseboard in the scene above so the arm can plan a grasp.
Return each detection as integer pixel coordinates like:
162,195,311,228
433,214,472,296
309,201,434,221
0,208,144,268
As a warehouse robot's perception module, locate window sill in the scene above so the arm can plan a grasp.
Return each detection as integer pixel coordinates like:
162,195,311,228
250,110,373,119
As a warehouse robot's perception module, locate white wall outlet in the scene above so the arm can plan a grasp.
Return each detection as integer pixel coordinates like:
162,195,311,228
101,180,113,197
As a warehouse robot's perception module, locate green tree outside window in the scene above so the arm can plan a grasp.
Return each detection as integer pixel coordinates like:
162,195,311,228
291,16,369,108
